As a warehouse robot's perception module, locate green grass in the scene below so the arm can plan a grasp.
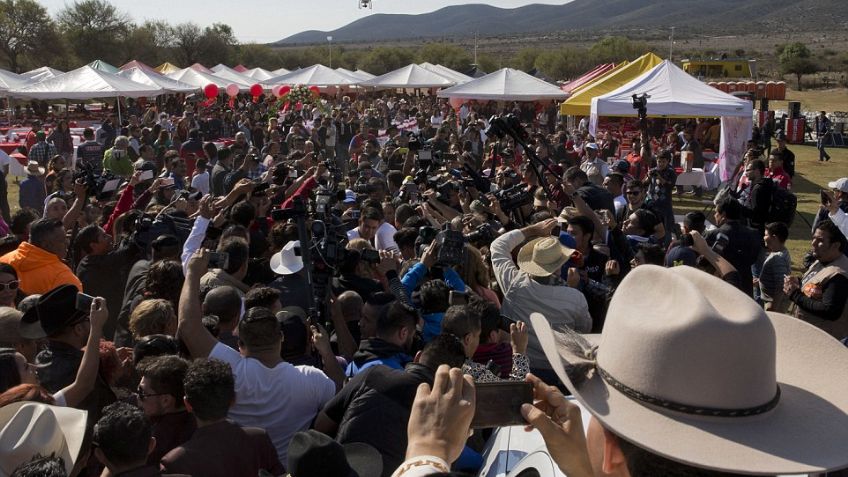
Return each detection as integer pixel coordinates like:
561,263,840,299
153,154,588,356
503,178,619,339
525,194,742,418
673,143,848,272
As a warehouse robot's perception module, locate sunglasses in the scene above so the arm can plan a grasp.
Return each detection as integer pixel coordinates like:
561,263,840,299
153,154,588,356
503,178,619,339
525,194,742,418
0,280,19,292
626,190,642,196
136,387,168,401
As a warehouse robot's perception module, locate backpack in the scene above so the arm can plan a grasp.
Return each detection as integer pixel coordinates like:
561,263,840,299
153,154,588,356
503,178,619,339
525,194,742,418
768,185,797,226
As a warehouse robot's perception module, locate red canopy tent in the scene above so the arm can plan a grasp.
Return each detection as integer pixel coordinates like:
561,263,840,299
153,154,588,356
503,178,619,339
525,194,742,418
560,63,615,96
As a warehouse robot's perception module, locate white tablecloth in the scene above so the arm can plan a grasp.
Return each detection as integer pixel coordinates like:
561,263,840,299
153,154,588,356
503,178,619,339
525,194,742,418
676,168,708,188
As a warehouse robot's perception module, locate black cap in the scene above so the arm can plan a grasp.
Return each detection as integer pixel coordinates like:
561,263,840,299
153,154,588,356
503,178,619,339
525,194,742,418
775,130,786,141
287,430,382,477
35,285,86,336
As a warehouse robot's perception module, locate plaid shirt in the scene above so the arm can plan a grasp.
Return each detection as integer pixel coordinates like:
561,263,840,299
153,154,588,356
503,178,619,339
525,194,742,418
245,163,266,181
28,142,57,166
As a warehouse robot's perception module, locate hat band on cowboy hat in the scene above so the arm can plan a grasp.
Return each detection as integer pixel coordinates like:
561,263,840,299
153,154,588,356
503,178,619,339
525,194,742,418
529,265,848,475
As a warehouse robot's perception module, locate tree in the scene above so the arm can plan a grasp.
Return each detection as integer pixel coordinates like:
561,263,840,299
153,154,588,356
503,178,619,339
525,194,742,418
359,47,414,75
589,36,649,64
535,47,592,81
0,0,59,72
235,43,280,69
417,43,472,73
173,22,204,65
58,0,130,65
475,53,500,75
198,23,237,65
511,47,541,72
779,42,818,91
123,21,174,67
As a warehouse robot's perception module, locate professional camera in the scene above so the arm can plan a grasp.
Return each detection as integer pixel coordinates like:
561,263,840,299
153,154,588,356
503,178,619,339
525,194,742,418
465,223,496,246
407,132,423,152
494,185,531,212
434,229,465,267
485,114,527,143
632,93,650,128
73,161,120,200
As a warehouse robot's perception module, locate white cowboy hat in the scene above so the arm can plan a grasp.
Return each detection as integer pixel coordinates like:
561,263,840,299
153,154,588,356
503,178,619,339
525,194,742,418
516,236,574,277
270,240,304,275
25,161,45,176
0,402,87,476
530,265,848,475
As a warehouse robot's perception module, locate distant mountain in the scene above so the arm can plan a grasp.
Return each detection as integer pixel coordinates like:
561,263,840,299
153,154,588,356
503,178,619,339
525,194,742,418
275,0,846,45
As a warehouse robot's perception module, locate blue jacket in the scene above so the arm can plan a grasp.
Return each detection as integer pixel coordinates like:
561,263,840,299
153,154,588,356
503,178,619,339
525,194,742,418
400,262,466,301
422,312,445,343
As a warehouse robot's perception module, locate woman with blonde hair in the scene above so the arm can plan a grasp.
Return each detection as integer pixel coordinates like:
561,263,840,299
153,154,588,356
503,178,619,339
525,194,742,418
129,298,177,340
458,244,500,306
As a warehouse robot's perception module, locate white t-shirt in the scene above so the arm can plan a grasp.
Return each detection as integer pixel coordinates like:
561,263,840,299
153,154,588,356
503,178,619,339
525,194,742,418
346,222,398,252
191,171,210,195
209,342,335,463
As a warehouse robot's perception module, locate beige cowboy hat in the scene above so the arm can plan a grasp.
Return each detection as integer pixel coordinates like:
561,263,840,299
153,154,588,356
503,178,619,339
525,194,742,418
25,161,45,176
555,206,580,223
516,236,574,277
0,402,87,476
529,265,848,475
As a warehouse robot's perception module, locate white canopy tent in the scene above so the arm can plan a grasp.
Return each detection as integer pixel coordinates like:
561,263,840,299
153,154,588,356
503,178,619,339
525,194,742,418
117,67,198,93
167,67,249,91
336,67,367,81
263,64,360,87
271,67,291,76
22,66,63,83
354,69,375,80
588,60,753,180
9,65,163,99
359,64,455,89
0,69,30,92
437,68,568,101
419,62,473,84
211,68,262,88
245,67,275,81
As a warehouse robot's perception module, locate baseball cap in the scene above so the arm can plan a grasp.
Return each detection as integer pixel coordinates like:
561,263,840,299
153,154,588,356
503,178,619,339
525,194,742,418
585,142,599,150
343,190,356,204
828,177,848,193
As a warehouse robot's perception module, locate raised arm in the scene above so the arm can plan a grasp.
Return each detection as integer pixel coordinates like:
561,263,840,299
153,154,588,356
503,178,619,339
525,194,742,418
62,181,88,232
177,249,218,359
58,297,108,407
103,171,142,235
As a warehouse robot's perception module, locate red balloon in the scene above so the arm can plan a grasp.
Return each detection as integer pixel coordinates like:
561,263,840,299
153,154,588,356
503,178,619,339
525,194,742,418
250,84,263,97
308,85,320,95
203,83,219,99
279,85,291,96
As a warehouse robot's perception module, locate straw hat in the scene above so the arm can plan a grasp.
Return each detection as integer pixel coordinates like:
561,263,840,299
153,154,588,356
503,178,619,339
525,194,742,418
270,240,303,275
25,161,45,176
0,402,87,476
529,265,848,475
555,206,580,223
516,236,574,277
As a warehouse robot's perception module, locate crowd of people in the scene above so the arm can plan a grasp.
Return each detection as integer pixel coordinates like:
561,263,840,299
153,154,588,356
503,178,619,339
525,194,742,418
0,91,846,477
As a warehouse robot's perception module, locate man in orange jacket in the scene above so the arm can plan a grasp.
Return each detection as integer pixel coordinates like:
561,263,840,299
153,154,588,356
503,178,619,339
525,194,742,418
0,217,81,295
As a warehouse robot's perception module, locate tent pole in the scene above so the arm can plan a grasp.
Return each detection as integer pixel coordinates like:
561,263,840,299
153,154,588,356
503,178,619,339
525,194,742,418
117,96,122,125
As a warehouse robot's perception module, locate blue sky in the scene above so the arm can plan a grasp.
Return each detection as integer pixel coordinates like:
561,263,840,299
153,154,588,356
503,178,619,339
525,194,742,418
38,1,569,43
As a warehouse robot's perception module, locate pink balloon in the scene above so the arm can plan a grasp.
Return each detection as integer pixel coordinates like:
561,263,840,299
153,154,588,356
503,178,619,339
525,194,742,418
271,85,282,97
225,84,239,97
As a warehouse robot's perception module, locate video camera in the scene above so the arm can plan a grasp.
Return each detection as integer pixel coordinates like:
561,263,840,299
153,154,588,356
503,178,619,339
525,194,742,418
494,184,531,212
416,226,466,267
73,161,121,200
632,93,650,128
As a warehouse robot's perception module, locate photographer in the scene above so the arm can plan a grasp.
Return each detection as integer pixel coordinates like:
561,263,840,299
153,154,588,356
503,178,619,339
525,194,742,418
347,206,398,253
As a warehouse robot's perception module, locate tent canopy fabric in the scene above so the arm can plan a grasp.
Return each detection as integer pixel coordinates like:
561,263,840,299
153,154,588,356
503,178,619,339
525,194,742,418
245,67,275,81
117,67,197,93
354,69,375,80
189,63,213,74
589,60,753,123
438,68,567,101
560,63,615,95
271,67,291,76
419,63,473,84
167,67,248,91
560,53,662,116
120,60,155,73
233,64,248,73
212,68,260,88
0,69,30,92
263,64,359,86
10,65,163,99
21,66,63,83
87,60,118,74
359,64,454,89
155,62,181,74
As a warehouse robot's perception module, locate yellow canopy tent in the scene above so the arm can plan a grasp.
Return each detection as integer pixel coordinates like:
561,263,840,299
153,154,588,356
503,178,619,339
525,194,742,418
560,52,663,116
155,62,181,75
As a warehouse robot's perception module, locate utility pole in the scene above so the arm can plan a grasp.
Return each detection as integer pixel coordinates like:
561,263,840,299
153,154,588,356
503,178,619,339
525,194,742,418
474,31,479,65
327,36,333,68
669,27,675,61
